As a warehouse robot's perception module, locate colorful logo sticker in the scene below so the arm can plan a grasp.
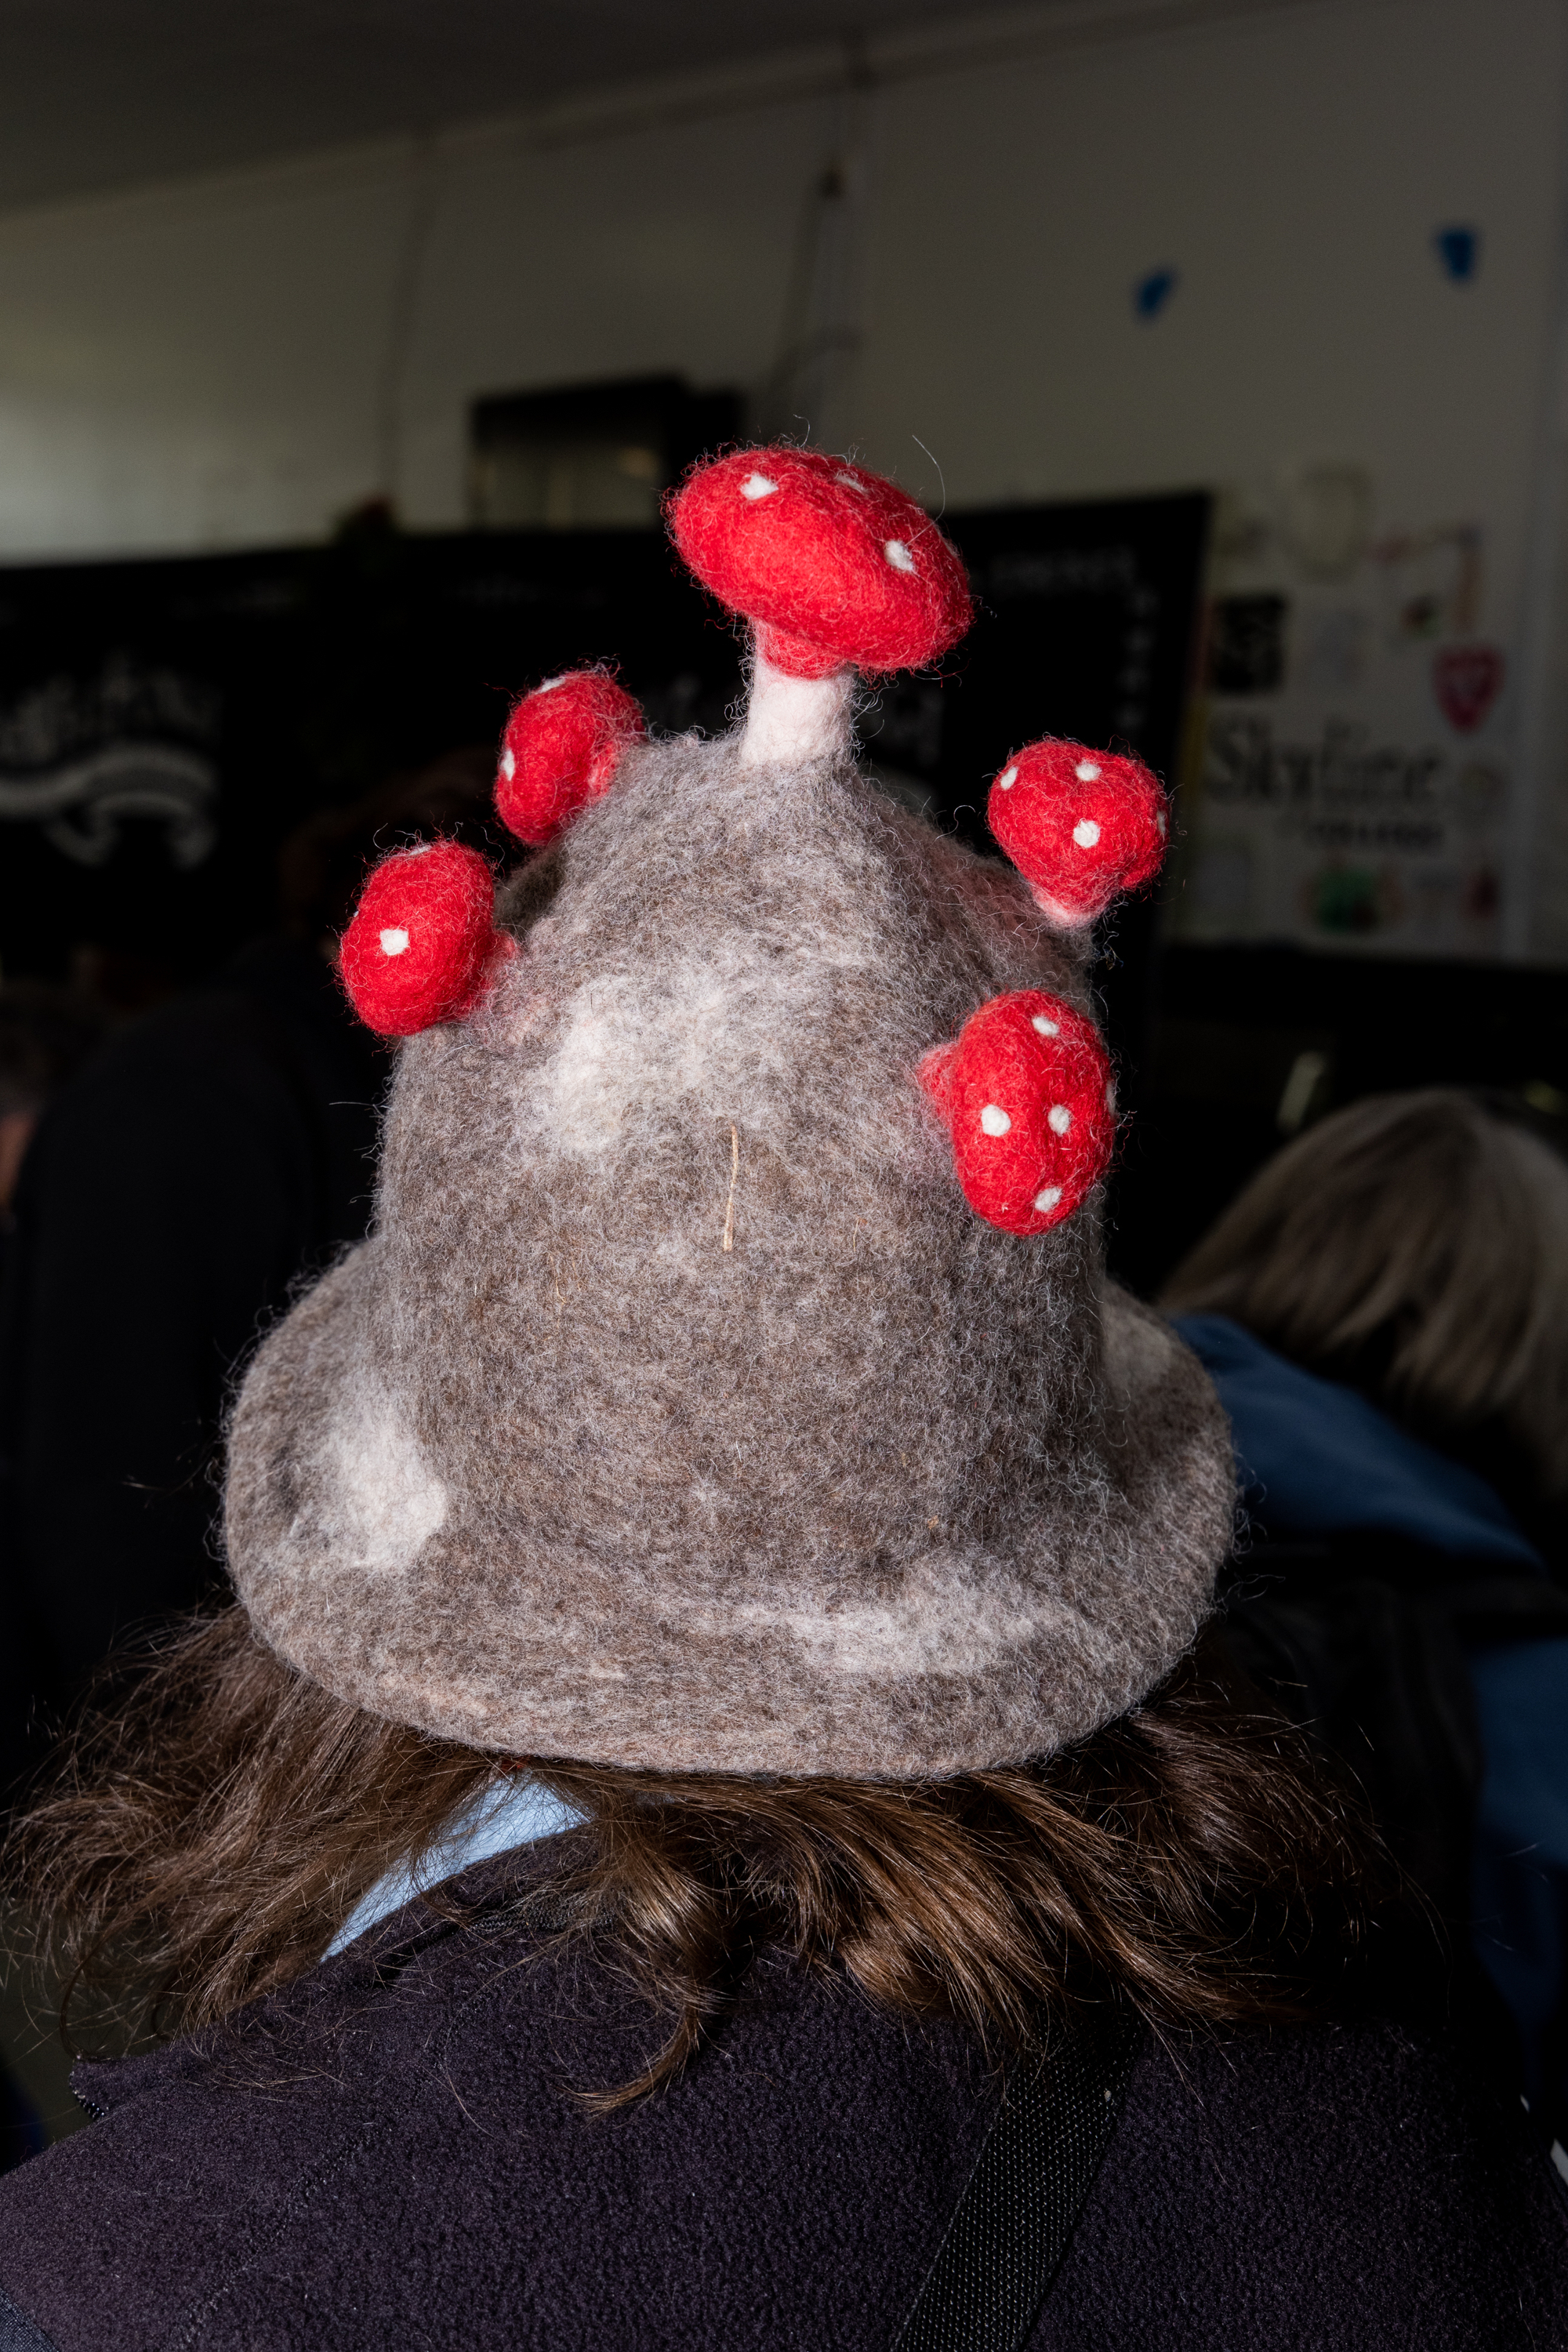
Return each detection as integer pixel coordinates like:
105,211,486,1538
1433,642,1504,734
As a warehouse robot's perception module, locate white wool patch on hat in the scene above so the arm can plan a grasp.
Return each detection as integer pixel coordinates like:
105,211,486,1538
538,952,801,1161
317,1391,448,1577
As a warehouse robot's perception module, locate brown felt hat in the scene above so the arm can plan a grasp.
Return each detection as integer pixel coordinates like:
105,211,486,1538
224,448,1233,1777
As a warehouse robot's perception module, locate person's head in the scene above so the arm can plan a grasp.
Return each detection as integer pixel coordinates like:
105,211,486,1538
1160,1090,1568,1506
9,449,1391,2093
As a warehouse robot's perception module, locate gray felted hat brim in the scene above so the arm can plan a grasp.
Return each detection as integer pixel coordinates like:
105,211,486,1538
227,1256,1230,1777
225,739,1235,1779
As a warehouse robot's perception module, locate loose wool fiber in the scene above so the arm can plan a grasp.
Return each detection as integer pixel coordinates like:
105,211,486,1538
668,447,973,680
228,729,1232,1778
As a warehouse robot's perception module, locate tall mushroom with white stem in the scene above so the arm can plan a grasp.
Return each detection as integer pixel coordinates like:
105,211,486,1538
667,446,973,768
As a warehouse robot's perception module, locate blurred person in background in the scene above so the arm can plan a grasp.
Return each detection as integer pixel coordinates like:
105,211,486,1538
0,985,107,1220
1160,1091,1568,2149
0,748,497,1810
0,750,500,2165
0,983,107,2169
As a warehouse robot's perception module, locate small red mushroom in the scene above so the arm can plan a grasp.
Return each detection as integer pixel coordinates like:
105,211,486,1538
920,990,1116,1236
666,447,972,765
339,841,510,1039
495,669,644,846
987,741,1168,927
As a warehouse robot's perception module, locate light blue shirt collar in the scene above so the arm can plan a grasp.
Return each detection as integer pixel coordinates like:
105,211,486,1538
325,1774,583,1958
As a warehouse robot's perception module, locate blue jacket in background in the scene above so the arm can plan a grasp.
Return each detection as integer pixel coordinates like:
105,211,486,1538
1176,1313,1568,2138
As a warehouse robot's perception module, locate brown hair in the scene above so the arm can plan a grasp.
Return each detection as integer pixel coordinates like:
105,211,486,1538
10,1607,1392,2105
1160,1091,1568,1505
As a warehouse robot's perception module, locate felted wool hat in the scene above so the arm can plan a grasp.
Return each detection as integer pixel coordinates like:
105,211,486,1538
226,445,1233,1779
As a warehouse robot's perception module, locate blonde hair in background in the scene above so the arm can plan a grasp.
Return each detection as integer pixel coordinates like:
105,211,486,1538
1159,1091,1568,1501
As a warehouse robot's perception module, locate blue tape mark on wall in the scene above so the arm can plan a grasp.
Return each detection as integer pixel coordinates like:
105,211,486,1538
1133,267,1178,321
1434,225,1480,282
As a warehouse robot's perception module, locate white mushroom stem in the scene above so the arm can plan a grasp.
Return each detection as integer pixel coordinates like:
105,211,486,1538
739,646,855,768
1029,887,1098,931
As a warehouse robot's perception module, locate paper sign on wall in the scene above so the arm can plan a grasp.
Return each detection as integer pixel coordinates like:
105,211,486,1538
1171,474,1512,959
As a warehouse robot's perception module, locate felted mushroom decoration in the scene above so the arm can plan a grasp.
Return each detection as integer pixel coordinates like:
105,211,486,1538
988,741,1168,927
920,990,1116,1236
495,668,645,846
667,446,972,768
339,840,511,1039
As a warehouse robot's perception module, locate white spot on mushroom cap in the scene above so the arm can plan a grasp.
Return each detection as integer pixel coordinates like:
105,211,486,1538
1075,758,1102,782
835,472,869,492
980,1103,1011,1137
1034,1185,1062,1213
379,927,410,957
499,746,516,781
1156,808,1168,837
1073,818,1102,848
741,473,779,500
535,674,568,694
1048,1104,1072,1135
1031,1013,1060,1036
998,764,1019,791
884,540,916,573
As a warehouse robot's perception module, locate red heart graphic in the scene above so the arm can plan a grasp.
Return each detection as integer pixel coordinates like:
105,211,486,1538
1433,643,1504,733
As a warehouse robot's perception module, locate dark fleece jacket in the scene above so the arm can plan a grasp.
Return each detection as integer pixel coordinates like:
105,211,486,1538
0,1849,1563,2352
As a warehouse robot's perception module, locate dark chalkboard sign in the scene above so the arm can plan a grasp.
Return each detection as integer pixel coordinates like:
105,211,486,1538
869,493,1211,1111
869,492,1208,833
0,522,740,985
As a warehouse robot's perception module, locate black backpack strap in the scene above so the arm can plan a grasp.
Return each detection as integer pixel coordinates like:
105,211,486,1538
894,2006,1140,2352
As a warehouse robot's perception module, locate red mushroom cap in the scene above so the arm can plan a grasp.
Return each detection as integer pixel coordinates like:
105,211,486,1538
666,446,972,679
339,841,507,1039
920,989,1116,1236
988,741,1168,924
495,669,644,846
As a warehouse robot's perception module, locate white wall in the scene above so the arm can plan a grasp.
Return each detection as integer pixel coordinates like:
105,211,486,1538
2,0,1561,550
0,94,844,555
1,0,1566,949
861,1,1566,514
